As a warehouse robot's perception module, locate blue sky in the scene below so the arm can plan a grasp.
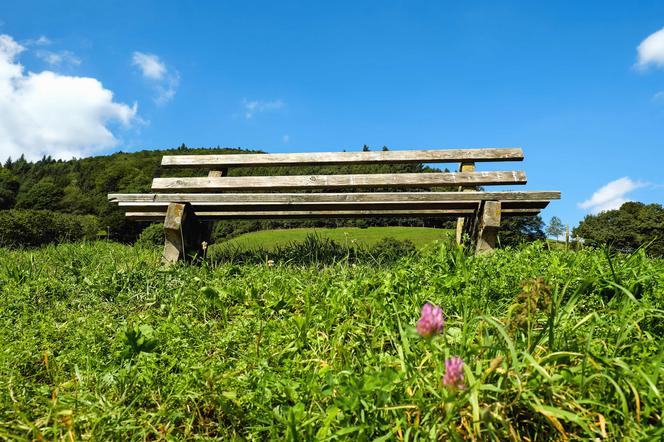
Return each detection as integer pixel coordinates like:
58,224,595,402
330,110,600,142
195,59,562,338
1,1,663,228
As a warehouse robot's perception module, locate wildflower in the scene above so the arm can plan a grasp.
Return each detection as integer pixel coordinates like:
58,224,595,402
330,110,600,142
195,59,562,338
416,302,444,337
267,259,274,267
443,356,465,390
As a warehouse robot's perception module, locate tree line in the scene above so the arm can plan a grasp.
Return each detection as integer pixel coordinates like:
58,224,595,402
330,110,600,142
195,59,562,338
4,144,660,255
0,144,464,246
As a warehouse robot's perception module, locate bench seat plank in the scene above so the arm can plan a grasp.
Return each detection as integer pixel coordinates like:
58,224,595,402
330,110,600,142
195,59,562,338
161,148,524,168
126,207,542,221
109,190,560,204
117,200,551,213
151,171,527,192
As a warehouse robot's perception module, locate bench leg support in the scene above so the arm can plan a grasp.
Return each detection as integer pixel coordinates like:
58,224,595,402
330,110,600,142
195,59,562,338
455,161,476,245
474,201,501,254
162,202,209,263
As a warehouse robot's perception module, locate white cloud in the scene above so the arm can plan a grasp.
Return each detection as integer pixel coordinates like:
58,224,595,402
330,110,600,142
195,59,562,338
636,27,664,69
243,98,284,119
579,177,646,214
132,51,178,104
154,72,180,105
36,49,81,67
21,35,52,47
0,34,137,161
132,51,166,80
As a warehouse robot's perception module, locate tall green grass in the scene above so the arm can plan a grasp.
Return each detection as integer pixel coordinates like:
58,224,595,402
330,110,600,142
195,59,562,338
0,241,662,440
209,234,417,266
218,226,453,250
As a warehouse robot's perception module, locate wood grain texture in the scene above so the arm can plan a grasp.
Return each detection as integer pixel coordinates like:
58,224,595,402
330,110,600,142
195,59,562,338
109,191,560,203
125,207,541,221
117,200,551,213
161,148,524,168
208,168,228,178
476,201,502,253
151,171,527,192
162,203,187,263
456,161,477,245
162,202,210,263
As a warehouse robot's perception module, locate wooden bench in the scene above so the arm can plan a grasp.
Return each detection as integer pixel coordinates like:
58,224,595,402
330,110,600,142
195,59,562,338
108,147,560,262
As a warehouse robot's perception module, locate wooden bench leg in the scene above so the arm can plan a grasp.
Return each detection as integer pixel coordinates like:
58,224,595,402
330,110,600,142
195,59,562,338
455,217,465,245
455,161,476,245
474,201,501,254
162,202,208,263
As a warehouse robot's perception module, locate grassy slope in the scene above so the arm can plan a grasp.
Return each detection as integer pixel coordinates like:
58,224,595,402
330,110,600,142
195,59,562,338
218,226,453,250
0,242,663,440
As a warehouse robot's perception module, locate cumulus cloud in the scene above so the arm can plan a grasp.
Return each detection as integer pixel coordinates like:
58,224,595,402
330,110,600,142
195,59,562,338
0,34,137,161
578,177,647,214
132,51,178,104
242,98,284,119
636,26,664,69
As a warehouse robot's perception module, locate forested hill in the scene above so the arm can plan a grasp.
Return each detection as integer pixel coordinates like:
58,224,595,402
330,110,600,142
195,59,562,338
0,144,452,242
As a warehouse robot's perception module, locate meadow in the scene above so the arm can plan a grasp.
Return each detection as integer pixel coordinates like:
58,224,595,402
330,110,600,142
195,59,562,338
0,239,662,440
218,227,453,250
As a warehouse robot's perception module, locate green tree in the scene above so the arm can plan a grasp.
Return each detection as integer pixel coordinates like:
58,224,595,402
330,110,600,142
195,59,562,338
0,168,20,209
574,202,664,257
16,177,64,210
498,215,545,246
545,216,565,239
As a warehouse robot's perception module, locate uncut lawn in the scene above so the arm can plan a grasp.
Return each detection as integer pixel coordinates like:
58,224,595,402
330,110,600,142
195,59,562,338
0,241,662,440
219,226,453,250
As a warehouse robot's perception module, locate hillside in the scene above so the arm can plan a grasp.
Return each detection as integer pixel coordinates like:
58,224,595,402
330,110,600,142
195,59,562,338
217,226,454,250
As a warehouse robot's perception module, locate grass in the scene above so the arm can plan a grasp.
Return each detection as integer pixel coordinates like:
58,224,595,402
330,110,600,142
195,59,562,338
218,226,453,250
0,240,663,440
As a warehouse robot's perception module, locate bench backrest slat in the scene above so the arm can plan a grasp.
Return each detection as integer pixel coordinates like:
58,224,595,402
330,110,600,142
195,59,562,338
151,171,526,192
161,147,523,168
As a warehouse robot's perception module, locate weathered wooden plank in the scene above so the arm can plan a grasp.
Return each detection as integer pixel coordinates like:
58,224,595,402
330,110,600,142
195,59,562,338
151,171,527,192
121,201,479,212
208,168,228,178
162,203,186,263
475,201,502,253
117,200,550,213
109,190,560,203
161,148,524,168
162,203,209,263
456,161,476,245
126,207,541,221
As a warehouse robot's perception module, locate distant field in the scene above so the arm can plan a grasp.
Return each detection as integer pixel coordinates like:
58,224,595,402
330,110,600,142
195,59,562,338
216,226,454,250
